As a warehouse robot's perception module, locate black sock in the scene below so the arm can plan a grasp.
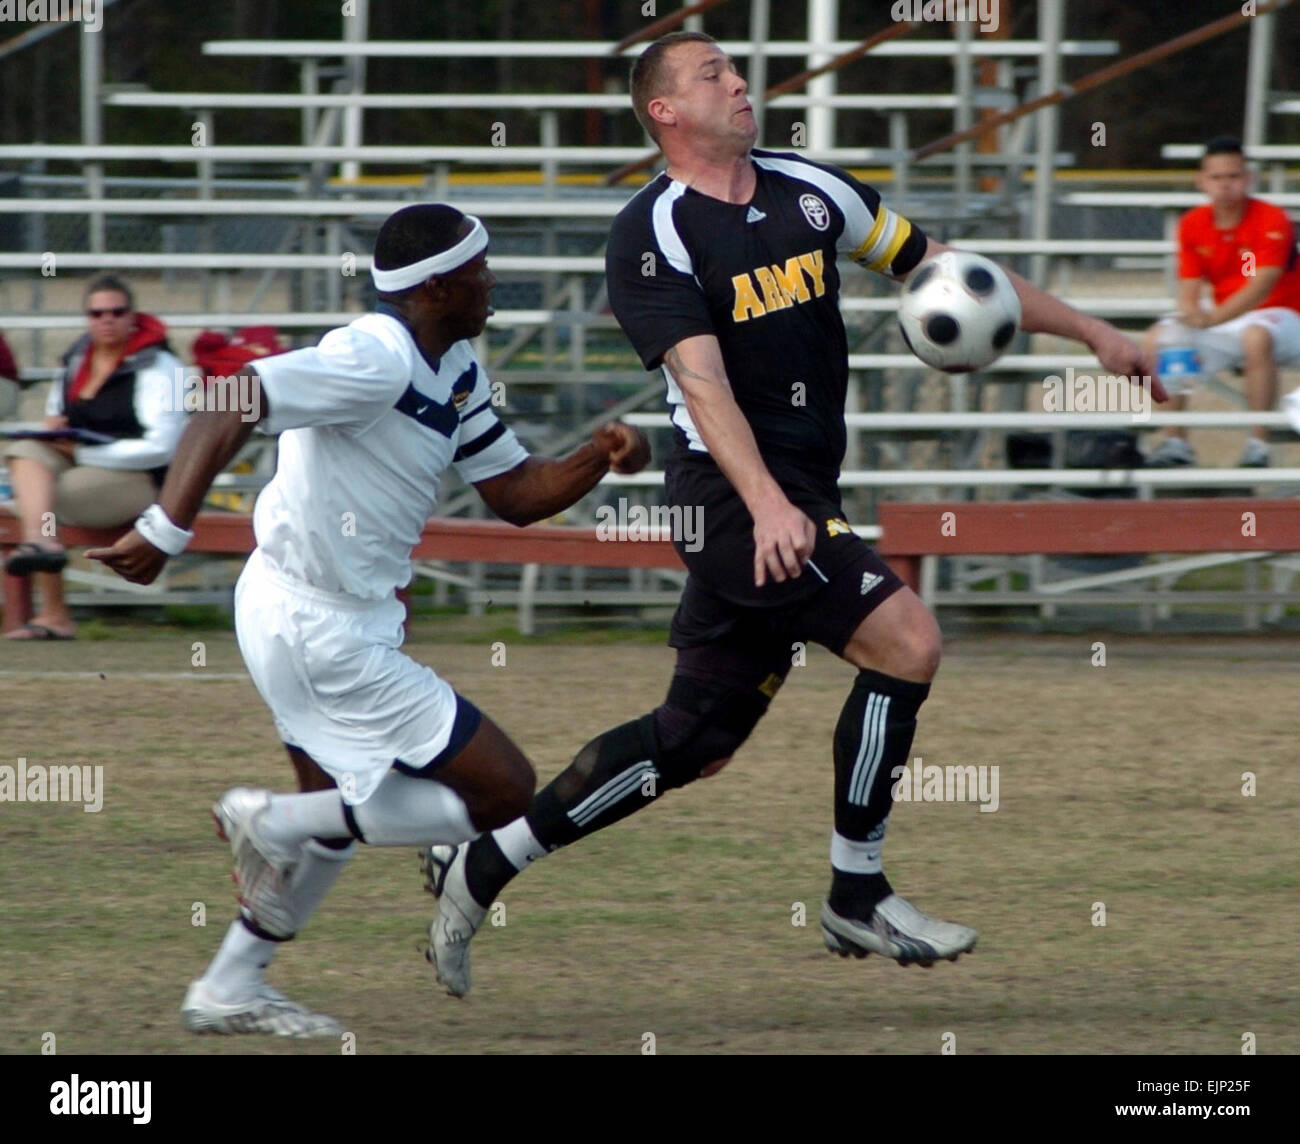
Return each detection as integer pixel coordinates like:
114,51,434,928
463,715,660,907
829,668,930,916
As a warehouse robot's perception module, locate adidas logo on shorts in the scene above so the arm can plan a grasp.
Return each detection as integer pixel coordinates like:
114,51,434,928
860,572,883,596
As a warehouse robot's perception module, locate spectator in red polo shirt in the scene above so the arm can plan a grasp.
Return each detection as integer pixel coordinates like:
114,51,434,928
1146,136,1300,468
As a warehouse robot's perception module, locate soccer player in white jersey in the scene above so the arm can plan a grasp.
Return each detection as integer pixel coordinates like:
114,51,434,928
89,204,650,1036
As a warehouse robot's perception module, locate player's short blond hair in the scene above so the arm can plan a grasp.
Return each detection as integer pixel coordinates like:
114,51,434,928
630,31,717,146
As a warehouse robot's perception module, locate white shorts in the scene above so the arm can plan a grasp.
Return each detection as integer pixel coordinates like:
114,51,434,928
234,548,477,804
1195,307,1300,375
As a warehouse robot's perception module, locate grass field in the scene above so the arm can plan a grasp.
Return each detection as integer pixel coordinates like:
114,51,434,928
3,626,1298,1055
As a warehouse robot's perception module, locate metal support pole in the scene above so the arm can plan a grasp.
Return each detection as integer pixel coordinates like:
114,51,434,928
953,10,974,215
80,17,104,254
748,0,769,147
197,111,215,313
1243,7,1274,149
807,0,839,150
540,114,558,376
196,112,214,202
341,0,368,183
890,112,909,211
301,59,319,147
540,110,559,199
1031,0,1064,286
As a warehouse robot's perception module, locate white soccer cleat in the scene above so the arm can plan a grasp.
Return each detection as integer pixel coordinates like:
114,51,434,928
420,843,486,998
212,787,301,939
181,978,342,1038
820,894,977,966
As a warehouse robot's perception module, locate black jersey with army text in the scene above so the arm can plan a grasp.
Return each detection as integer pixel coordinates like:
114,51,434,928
605,148,928,499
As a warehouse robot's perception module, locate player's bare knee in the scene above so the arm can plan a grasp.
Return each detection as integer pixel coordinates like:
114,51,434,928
1242,324,1274,362
905,616,943,681
846,594,942,682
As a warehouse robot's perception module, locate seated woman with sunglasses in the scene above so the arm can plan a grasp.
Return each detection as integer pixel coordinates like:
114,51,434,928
3,274,186,639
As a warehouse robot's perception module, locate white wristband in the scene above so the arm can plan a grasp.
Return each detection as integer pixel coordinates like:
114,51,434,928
134,503,194,556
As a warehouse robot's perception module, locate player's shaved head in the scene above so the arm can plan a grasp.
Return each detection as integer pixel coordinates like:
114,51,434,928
374,204,468,274
630,30,717,143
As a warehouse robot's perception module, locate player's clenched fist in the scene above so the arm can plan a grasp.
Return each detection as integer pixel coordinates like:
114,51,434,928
592,421,651,474
86,529,170,585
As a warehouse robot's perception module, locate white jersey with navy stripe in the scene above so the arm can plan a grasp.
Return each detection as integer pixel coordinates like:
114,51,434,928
250,307,527,600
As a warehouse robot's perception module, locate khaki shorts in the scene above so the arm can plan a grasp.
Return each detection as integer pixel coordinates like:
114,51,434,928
1196,307,1300,375
2,439,157,528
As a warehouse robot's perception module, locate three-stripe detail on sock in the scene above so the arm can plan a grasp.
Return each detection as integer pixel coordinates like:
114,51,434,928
568,759,658,827
847,692,890,807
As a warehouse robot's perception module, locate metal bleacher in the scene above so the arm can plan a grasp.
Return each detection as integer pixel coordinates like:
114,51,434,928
3,1,1299,629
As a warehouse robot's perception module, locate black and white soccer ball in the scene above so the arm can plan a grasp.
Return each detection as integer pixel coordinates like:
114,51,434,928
897,251,1021,372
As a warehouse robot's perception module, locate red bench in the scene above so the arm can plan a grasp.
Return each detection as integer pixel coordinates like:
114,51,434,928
875,498,1300,591
6,500,1298,633
0,512,684,633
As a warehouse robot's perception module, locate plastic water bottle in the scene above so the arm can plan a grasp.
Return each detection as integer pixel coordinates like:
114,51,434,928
1155,317,1203,396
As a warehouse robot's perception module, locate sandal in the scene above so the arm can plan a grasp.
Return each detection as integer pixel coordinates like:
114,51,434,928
4,542,68,576
4,622,75,640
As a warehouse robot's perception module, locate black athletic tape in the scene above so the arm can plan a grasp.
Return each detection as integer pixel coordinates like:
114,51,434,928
666,672,773,736
239,913,294,943
341,802,367,844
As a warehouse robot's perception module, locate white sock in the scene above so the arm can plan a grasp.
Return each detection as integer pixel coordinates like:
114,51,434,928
830,827,886,875
350,770,479,846
493,817,548,871
259,790,351,849
201,920,278,1002
284,838,356,933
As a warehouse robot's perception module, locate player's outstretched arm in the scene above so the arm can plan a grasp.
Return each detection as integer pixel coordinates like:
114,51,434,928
473,421,651,527
86,373,268,584
663,335,815,587
912,237,1168,401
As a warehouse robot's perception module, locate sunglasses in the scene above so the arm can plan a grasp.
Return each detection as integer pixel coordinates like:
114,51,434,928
87,306,130,318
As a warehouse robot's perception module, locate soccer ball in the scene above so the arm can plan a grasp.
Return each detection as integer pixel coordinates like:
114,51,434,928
897,251,1021,372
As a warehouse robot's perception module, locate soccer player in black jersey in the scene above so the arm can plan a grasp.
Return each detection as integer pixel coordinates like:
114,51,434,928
423,31,1164,991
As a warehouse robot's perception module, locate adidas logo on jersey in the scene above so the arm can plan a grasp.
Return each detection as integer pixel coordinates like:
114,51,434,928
860,572,883,596
746,206,766,224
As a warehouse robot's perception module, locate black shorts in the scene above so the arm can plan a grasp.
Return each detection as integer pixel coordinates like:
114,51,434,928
667,454,867,609
665,455,905,655
669,540,905,656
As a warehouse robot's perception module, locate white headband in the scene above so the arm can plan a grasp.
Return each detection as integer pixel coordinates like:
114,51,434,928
370,215,488,291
